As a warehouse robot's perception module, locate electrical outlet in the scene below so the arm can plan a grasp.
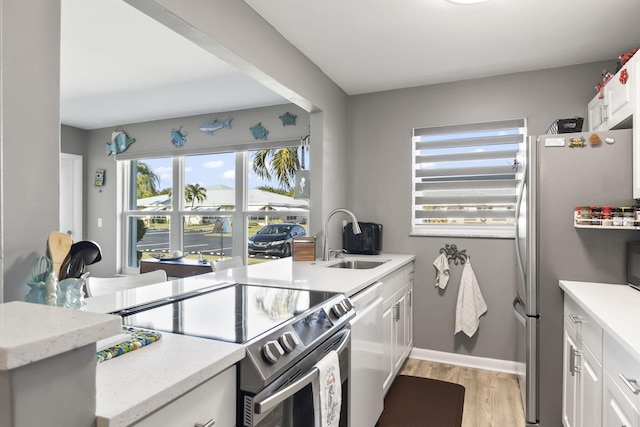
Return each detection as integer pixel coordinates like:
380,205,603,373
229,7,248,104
98,218,103,228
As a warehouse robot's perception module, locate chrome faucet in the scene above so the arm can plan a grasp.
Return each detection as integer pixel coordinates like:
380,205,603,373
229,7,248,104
322,208,361,261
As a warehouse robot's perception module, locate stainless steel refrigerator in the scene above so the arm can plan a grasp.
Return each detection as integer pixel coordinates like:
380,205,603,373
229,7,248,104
514,128,636,426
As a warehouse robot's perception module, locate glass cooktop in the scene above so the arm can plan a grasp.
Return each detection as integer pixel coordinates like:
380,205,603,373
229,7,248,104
116,283,337,344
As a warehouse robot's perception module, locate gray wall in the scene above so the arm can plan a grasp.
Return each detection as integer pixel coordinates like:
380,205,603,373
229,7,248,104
347,61,613,363
1,0,61,303
61,125,89,156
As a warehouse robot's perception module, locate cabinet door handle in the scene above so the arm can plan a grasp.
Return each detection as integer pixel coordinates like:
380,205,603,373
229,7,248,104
393,302,400,321
195,420,215,427
569,345,575,375
619,374,640,395
569,345,581,375
568,314,582,324
407,290,412,307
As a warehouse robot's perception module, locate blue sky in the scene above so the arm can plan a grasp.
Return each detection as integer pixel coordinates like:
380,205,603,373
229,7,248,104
142,151,295,191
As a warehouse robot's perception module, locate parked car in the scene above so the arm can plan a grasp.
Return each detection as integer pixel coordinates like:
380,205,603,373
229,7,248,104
248,223,306,257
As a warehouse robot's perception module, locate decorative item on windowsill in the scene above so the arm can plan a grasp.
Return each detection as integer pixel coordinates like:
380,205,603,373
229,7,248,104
250,122,269,140
199,117,232,134
170,126,187,147
106,129,135,155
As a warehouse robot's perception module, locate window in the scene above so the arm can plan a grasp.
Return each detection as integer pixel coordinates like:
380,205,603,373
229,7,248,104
121,146,309,272
412,119,526,238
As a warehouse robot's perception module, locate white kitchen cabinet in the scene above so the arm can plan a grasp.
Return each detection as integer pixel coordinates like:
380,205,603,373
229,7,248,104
562,318,580,427
349,282,384,427
562,296,603,427
132,365,236,427
602,332,640,427
603,371,639,427
381,263,415,394
588,56,636,132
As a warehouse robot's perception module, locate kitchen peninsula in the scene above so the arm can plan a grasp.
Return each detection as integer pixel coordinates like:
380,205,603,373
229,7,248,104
36,253,414,426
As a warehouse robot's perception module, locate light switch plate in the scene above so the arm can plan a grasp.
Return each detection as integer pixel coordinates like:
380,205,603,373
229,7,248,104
545,137,566,147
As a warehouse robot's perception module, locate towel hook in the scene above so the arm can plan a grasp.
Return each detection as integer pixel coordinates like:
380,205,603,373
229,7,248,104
439,244,468,265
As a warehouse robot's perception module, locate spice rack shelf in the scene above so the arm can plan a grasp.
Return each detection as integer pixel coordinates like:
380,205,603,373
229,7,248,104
574,220,640,230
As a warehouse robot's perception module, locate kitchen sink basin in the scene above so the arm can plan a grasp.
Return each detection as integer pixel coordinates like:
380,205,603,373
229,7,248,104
327,259,388,269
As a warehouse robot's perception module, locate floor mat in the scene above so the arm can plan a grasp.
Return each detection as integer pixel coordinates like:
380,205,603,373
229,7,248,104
377,375,465,427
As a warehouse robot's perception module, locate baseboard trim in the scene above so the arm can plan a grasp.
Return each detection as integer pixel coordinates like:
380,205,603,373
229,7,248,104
409,347,520,375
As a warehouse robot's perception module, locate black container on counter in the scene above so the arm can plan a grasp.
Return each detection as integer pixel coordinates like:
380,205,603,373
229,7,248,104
343,222,383,255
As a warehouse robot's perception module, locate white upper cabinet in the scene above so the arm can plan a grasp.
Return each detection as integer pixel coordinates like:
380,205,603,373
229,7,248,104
588,54,636,132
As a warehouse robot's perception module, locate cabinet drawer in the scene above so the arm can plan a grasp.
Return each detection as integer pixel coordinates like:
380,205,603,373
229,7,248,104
381,263,413,306
604,332,640,413
133,366,236,427
564,296,602,360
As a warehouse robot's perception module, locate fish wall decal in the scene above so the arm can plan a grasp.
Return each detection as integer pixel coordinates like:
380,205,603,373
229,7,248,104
170,126,187,147
200,117,233,134
250,122,269,140
106,130,135,155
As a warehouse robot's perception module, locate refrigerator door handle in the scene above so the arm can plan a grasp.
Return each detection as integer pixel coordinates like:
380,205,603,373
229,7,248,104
514,171,527,279
513,297,526,324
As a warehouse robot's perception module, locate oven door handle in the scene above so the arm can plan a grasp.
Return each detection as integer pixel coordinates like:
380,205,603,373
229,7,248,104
254,329,350,415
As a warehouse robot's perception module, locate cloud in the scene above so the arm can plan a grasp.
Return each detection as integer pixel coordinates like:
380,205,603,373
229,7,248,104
204,160,224,169
185,166,192,174
222,170,235,180
154,166,172,182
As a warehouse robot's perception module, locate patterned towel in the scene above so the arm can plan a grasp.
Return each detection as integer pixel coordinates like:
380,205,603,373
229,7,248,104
97,326,162,363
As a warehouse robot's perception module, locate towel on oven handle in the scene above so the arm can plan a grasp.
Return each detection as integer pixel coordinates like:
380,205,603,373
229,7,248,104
312,349,341,427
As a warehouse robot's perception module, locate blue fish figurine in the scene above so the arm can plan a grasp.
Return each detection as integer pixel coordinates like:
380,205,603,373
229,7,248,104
250,122,269,140
105,130,135,155
170,126,187,147
199,117,233,134
279,112,297,126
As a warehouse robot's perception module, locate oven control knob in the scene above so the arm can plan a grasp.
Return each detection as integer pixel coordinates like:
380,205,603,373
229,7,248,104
342,298,354,312
278,331,299,353
332,301,347,318
262,340,285,364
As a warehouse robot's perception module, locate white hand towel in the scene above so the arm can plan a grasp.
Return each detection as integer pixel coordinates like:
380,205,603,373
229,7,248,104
455,260,487,337
433,253,450,289
312,350,341,427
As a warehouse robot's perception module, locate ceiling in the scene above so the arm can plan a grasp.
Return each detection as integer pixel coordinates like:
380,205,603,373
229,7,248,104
61,0,640,130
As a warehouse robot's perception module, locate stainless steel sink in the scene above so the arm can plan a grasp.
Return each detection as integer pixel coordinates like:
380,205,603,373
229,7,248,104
327,260,388,269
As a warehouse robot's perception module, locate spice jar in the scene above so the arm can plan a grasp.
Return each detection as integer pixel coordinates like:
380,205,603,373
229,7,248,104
612,208,623,226
575,206,581,225
580,205,591,225
635,205,640,227
601,206,613,227
590,207,601,226
621,207,634,227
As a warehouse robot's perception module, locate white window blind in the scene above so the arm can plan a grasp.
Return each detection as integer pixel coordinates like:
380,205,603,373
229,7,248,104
412,119,526,237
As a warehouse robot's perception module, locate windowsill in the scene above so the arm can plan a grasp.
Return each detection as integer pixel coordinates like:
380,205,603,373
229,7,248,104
410,228,515,239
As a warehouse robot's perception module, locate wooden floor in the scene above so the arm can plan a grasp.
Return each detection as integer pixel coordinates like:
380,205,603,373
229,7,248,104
399,358,526,427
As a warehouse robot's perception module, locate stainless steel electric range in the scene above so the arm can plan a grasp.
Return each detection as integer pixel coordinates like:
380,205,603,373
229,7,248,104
113,282,355,427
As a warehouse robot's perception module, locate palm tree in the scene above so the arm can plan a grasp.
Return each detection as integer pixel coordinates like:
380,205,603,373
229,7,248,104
185,183,207,209
137,161,161,199
252,147,301,191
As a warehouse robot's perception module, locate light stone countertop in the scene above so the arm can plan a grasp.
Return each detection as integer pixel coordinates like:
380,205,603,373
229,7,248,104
96,332,244,427
86,253,416,315
560,280,640,361
0,301,121,370
90,253,414,425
